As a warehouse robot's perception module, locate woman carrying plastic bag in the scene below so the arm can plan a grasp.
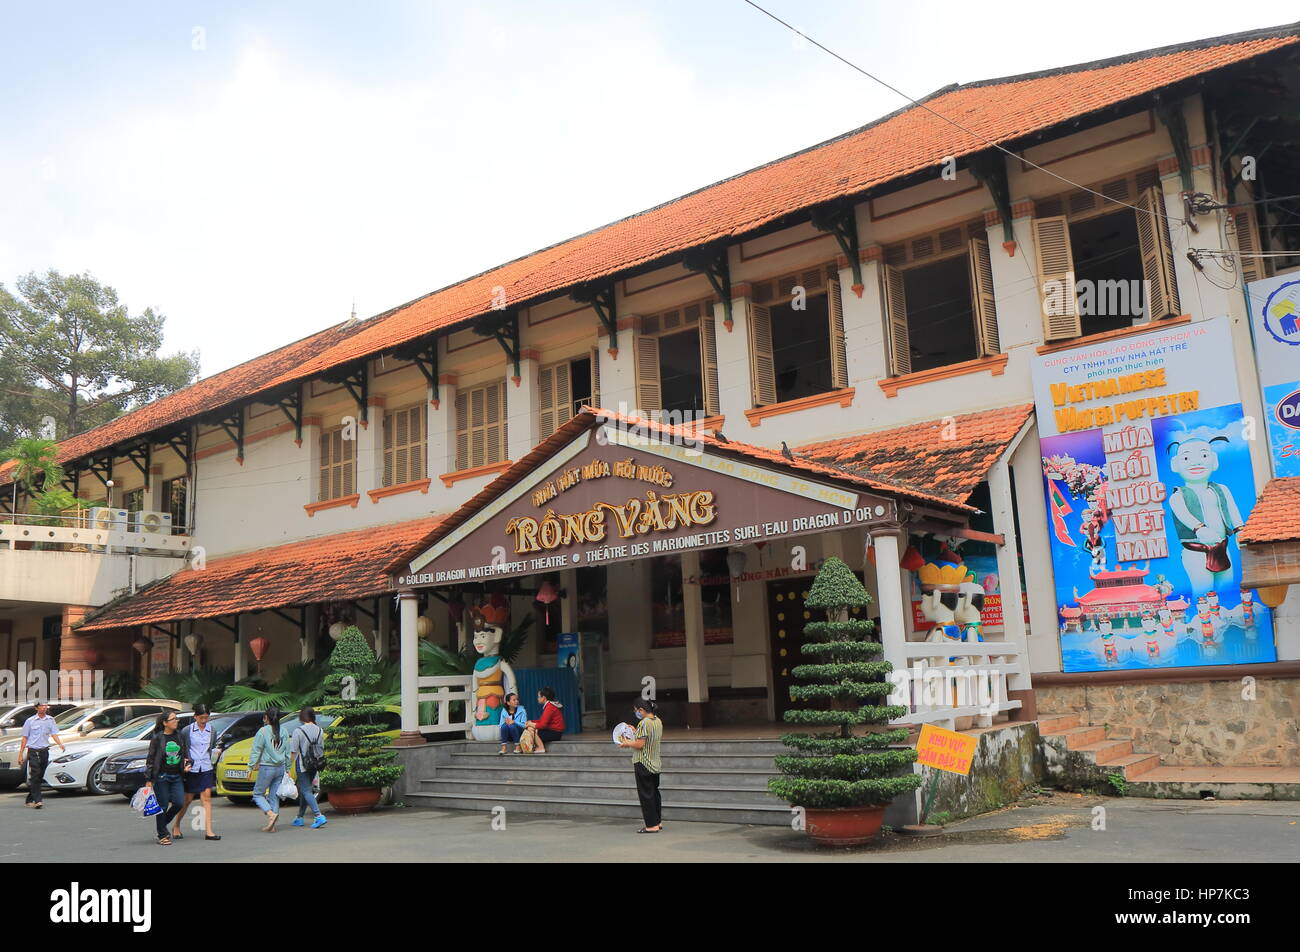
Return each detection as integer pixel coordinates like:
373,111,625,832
248,708,294,832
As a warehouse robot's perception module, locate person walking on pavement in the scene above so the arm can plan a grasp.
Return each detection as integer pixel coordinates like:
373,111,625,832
249,707,292,832
17,701,65,809
142,711,187,845
618,698,663,834
171,704,224,841
289,706,328,829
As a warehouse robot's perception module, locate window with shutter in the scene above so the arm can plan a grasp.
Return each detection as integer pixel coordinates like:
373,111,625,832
1231,206,1265,285
589,347,601,410
968,237,1000,356
455,382,507,471
1135,187,1180,320
748,299,777,406
827,277,849,389
1032,215,1081,341
635,334,662,414
318,426,356,501
383,404,427,487
881,264,912,376
699,304,720,416
538,360,576,440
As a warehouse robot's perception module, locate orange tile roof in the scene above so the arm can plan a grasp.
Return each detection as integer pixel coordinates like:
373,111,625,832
797,404,1035,502
77,516,444,633
388,406,978,575
1239,477,1300,545
11,27,1296,481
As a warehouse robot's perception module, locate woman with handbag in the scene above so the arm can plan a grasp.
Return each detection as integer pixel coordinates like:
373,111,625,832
142,710,187,845
521,686,565,754
290,707,328,829
249,707,292,832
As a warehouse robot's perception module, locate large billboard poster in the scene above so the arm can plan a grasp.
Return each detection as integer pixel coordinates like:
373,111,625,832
1246,272,1300,477
1031,317,1277,672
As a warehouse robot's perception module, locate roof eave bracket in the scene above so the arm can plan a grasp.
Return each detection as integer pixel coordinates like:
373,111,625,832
810,204,866,295
1155,96,1195,194
472,312,522,385
276,389,304,447
682,245,733,329
572,283,619,357
968,151,1017,253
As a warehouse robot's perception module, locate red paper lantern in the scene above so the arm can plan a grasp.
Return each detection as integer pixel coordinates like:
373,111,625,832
248,636,270,662
900,545,925,572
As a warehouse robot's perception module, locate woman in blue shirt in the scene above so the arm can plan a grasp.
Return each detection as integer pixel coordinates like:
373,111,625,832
249,708,292,832
498,693,527,755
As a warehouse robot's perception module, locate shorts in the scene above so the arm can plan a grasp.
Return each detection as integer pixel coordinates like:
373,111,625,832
184,769,216,794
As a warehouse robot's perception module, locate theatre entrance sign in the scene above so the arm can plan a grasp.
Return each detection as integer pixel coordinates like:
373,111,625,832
396,424,900,587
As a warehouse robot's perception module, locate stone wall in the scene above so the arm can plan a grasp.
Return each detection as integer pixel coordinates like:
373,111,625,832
1038,678,1300,767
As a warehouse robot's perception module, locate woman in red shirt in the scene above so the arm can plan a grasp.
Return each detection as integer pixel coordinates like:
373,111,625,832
525,687,565,753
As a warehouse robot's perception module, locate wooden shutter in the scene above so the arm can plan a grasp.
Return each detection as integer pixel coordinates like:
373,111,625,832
537,363,557,441
881,263,912,376
827,277,849,389
554,362,571,430
340,430,354,497
968,237,1000,356
1136,187,1180,321
1032,216,1080,341
748,301,777,406
485,382,504,465
635,334,662,415
382,410,395,486
699,306,720,416
590,347,601,410
318,431,330,501
1232,205,1265,286
455,391,469,471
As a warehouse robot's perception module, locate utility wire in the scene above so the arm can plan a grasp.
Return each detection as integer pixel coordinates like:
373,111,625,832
741,0,1184,225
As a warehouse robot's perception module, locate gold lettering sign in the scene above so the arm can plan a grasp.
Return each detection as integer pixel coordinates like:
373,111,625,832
505,490,717,555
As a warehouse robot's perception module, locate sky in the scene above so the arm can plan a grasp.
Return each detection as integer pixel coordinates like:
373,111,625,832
2,1,1297,378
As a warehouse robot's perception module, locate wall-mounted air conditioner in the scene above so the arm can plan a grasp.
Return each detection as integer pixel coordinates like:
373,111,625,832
88,507,129,533
131,510,173,534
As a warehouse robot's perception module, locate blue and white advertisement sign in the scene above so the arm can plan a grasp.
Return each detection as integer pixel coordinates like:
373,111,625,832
1247,273,1300,477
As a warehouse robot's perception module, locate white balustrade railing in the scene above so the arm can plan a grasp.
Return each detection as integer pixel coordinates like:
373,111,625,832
890,641,1023,729
416,675,474,736
0,517,191,556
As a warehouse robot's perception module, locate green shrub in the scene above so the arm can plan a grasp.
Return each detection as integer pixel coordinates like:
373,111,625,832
768,557,922,810
320,626,404,792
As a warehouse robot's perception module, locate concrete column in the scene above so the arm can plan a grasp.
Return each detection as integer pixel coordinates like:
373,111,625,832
393,590,425,746
433,375,458,474
377,598,392,659
714,292,753,425
988,457,1035,719
507,354,540,462
839,239,889,386
595,321,637,417
871,532,908,676
681,549,710,726
233,615,247,682
303,605,319,663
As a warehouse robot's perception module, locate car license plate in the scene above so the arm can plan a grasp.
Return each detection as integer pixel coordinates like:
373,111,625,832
225,769,249,779
102,772,116,782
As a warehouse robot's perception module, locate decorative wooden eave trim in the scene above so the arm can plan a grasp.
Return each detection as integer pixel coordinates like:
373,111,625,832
743,388,855,427
367,478,432,503
1035,314,1191,356
439,460,513,488
304,494,361,516
195,420,298,461
878,354,1008,398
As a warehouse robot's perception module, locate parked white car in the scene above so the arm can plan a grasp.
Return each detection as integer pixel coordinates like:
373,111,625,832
43,713,182,795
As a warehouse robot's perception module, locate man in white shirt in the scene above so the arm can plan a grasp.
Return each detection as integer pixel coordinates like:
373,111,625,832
18,701,66,808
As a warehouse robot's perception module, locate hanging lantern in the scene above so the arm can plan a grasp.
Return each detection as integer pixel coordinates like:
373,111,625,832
1256,585,1290,609
132,637,151,657
249,636,270,662
328,621,345,641
727,549,748,602
447,596,465,624
184,632,203,656
534,580,560,625
416,615,434,638
900,544,925,572
483,593,510,626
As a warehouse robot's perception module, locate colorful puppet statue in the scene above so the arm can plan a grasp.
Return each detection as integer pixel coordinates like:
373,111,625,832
1240,589,1256,626
1140,611,1160,659
1167,435,1245,595
468,606,517,742
1196,603,1218,658
1098,617,1120,664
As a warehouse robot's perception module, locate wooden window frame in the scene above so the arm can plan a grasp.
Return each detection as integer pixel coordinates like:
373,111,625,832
455,380,507,472
634,299,719,417
382,402,427,488
317,425,356,502
747,263,845,408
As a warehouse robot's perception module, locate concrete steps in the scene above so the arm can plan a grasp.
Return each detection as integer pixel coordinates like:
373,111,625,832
1126,766,1300,801
408,738,791,826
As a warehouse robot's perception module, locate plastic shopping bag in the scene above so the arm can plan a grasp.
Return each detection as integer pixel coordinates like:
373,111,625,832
132,786,162,817
277,770,298,800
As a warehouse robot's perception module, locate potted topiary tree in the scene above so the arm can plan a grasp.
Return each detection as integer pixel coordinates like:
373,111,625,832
769,556,922,846
321,626,404,815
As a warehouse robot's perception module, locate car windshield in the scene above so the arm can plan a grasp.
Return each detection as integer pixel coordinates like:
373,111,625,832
104,715,157,740
53,706,94,728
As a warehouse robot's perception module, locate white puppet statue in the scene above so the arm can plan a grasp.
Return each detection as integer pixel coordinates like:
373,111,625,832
468,606,517,742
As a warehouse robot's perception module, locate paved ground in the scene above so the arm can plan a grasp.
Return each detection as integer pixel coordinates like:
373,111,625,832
2,788,1297,862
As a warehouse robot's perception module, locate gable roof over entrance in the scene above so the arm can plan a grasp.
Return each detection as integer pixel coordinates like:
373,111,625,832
389,408,974,586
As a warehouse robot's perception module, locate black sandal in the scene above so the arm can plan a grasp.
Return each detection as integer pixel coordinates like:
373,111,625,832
635,827,661,834
205,833,222,841
158,836,173,846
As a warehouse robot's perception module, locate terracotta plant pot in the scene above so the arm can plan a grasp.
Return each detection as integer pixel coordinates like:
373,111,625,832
327,787,382,815
804,805,887,847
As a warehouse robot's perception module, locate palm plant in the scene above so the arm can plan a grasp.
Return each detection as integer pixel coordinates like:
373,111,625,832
3,436,62,495
219,660,331,711
142,666,235,709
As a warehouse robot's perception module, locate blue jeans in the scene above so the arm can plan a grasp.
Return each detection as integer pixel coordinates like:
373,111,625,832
154,774,185,840
500,722,524,745
296,768,322,818
252,764,285,814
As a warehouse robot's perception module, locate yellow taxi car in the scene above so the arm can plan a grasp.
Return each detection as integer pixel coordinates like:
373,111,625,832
215,705,401,802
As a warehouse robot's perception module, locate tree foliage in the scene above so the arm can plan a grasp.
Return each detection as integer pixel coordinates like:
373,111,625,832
769,556,922,810
0,270,199,444
320,626,404,792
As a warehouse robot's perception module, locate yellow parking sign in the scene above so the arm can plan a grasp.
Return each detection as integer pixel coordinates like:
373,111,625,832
915,723,977,775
